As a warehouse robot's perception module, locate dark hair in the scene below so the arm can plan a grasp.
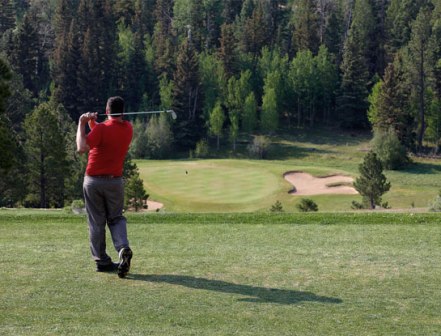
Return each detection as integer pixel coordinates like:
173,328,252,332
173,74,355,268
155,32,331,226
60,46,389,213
107,96,125,116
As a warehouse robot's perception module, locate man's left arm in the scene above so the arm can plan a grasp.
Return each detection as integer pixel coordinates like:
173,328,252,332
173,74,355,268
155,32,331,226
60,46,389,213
76,112,97,153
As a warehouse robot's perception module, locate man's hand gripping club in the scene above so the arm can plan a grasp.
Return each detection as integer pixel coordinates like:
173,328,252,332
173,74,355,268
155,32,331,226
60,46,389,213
76,112,98,154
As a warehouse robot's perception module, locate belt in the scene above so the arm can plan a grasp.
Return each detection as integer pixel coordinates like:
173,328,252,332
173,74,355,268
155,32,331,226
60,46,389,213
86,175,122,179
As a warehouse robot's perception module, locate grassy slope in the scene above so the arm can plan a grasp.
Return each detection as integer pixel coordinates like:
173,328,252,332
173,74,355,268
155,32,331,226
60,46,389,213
137,129,441,212
1,211,440,335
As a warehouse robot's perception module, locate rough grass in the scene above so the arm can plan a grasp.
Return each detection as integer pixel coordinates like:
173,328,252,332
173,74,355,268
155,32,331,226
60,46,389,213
1,210,440,335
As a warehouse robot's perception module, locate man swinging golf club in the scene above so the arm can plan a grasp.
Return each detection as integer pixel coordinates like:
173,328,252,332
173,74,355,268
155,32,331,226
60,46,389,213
76,96,133,278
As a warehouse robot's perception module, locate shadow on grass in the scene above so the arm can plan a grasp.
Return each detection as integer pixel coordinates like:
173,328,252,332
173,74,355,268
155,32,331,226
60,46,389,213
267,143,334,160
404,162,441,174
128,274,342,305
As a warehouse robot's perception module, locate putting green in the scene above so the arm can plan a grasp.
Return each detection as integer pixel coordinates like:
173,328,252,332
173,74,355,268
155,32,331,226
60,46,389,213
137,160,280,211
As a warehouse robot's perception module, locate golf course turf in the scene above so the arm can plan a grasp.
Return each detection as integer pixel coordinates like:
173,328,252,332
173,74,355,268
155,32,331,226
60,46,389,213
1,211,440,335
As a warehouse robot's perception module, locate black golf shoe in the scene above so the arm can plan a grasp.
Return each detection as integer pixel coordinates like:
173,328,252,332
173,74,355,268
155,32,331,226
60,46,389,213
117,247,133,278
96,262,118,272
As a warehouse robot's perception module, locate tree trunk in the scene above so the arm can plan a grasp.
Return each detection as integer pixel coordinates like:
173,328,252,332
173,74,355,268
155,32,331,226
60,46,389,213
370,196,375,209
40,149,46,208
417,48,426,151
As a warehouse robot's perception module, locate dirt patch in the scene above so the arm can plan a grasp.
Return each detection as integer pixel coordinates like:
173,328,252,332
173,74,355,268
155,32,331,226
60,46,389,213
284,171,358,196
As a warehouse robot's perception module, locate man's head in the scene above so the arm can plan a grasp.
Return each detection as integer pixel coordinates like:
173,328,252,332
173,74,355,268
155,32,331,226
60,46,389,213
106,96,125,117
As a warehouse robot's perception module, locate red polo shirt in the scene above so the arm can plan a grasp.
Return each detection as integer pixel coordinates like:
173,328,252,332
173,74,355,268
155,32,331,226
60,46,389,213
86,119,133,177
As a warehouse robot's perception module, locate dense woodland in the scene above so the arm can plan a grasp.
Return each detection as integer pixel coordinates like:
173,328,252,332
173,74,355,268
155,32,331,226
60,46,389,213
1,0,441,208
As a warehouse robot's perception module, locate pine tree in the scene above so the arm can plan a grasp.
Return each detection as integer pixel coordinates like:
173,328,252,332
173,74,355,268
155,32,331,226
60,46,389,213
52,0,80,119
353,151,391,209
291,0,320,53
10,12,43,96
337,24,370,129
174,0,205,51
368,55,414,149
172,38,202,150
433,1,441,101
0,0,16,34
75,1,118,114
350,0,376,78
0,58,13,173
125,168,148,212
370,0,388,75
116,22,147,112
385,0,430,58
222,0,243,24
239,0,272,57
77,27,101,112
323,1,344,57
406,7,433,150
23,102,68,208
55,102,85,203
0,58,11,113
53,17,81,119
218,23,238,77
153,0,175,78
203,0,223,50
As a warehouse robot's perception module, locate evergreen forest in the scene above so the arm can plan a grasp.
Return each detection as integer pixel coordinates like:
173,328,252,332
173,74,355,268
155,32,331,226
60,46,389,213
1,0,441,208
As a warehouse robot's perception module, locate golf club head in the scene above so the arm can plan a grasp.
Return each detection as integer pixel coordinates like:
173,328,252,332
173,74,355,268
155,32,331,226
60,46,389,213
168,110,177,120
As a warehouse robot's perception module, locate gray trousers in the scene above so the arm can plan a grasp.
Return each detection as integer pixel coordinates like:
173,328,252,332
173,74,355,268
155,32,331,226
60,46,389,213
83,176,129,266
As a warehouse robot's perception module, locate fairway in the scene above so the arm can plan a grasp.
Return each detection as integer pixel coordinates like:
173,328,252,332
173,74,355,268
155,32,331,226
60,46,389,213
1,211,440,335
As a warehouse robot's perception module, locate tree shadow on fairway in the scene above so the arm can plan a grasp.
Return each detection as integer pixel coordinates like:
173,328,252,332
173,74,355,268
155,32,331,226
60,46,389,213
128,274,342,305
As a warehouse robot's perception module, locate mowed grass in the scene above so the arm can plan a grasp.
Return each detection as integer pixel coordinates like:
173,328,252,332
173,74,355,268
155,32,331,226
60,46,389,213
138,160,282,212
1,210,440,335
136,130,441,212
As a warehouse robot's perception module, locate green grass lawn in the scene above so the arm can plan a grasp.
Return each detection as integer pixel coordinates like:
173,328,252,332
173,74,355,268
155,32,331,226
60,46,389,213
1,210,440,335
136,130,441,212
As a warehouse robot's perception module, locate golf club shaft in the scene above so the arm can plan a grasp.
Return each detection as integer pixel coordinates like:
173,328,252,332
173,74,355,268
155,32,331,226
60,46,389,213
99,110,173,116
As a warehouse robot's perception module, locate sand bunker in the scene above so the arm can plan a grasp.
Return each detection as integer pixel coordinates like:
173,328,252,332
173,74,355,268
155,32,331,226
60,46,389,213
284,172,358,196
147,200,163,211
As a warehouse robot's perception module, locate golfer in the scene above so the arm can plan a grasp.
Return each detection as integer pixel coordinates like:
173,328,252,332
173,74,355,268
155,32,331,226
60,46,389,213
76,96,133,278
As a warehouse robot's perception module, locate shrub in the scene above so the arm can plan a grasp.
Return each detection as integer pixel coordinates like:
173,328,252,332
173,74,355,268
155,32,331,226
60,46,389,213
296,198,318,212
194,139,210,158
270,200,284,212
371,128,409,170
71,199,85,214
248,135,270,159
429,194,441,212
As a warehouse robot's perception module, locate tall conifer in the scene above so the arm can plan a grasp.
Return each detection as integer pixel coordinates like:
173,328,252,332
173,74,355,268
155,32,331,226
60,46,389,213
23,102,68,208
291,0,320,53
172,38,202,149
406,7,433,150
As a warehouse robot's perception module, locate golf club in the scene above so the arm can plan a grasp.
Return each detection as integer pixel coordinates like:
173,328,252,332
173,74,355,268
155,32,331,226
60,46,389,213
99,109,177,120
